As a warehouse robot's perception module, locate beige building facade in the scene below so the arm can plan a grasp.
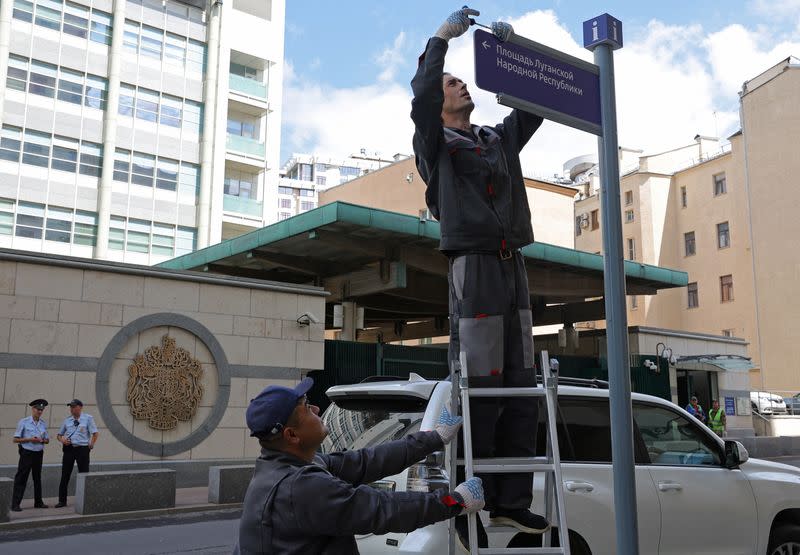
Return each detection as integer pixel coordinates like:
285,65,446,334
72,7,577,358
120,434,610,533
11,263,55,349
0,249,325,470
319,156,578,249
574,58,800,397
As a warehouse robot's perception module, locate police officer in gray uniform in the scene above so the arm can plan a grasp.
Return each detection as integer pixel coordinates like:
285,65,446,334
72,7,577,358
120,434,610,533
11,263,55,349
55,399,98,508
11,399,50,511
235,378,485,554
411,7,548,550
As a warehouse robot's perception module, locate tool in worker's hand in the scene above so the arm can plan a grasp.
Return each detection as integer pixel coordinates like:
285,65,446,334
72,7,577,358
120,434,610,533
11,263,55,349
463,5,514,42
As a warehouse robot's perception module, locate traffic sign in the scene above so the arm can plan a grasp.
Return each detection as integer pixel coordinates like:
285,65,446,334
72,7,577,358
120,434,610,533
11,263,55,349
473,29,601,135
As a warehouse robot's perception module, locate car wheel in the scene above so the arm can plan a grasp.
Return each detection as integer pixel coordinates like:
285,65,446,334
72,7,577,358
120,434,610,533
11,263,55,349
768,524,800,555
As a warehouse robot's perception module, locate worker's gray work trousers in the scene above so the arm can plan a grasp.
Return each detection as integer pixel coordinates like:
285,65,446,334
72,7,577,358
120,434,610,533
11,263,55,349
448,250,538,511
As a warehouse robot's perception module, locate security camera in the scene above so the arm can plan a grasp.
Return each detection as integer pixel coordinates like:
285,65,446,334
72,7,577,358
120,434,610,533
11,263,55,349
296,313,320,326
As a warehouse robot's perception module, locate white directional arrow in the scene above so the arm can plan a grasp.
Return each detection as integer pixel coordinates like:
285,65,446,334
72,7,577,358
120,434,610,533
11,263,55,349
482,40,490,50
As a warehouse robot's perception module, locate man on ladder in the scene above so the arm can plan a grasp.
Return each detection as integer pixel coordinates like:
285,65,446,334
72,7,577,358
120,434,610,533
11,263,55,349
411,6,550,551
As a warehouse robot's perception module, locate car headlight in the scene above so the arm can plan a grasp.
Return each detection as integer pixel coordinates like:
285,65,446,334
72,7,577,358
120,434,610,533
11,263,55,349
407,451,450,493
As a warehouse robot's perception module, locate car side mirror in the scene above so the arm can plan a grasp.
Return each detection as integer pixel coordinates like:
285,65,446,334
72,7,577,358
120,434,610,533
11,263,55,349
724,440,749,468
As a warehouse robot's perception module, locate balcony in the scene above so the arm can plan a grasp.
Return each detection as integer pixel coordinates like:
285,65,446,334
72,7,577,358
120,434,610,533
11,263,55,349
229,74,268,100
226,134,266,159
223,194,263,217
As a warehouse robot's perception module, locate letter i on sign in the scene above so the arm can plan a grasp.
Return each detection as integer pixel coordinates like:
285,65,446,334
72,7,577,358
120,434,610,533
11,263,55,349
611,21,618,41
592,21,599,41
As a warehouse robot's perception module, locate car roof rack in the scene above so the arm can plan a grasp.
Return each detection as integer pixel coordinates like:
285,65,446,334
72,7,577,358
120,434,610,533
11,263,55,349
537,375,609,389
359,375,408,383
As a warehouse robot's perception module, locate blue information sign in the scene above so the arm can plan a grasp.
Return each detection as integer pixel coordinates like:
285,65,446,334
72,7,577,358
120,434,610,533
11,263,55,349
583,13,624,50
473,29,601,135
725,396,736,416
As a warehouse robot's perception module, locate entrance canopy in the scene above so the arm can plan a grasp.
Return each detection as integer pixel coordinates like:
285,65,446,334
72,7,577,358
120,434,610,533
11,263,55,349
676,355,756,373
159,202,687,341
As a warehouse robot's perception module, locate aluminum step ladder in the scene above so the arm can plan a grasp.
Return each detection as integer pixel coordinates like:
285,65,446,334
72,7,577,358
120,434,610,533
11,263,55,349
448,349,571,555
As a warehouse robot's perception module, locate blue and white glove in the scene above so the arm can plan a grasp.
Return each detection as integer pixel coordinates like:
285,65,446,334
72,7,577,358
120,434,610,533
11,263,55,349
435,7,480,41
453,477,485,515
491,21,513,42
434,406,462,445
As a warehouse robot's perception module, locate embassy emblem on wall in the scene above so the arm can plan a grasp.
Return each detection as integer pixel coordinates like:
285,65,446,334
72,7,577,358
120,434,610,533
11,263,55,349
127,334,204,431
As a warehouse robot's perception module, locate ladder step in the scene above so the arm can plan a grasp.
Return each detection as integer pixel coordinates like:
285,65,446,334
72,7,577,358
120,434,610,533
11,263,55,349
477,548,565,554
467,387,546,397
457,457,555,473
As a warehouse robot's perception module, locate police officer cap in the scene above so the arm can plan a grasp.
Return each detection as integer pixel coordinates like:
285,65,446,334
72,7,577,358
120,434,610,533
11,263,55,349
66,398,83,407
246,377,314,438
29,399,48,409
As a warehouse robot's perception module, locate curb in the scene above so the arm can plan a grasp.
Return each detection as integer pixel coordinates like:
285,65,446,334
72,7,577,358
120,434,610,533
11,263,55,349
0,502,242,532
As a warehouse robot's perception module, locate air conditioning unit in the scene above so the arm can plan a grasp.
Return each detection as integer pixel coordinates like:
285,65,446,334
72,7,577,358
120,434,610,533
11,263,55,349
579,214,590,228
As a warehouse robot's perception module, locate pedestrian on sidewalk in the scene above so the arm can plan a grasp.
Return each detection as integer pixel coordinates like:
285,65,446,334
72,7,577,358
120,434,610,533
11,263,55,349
55,399,99,508
708,399,727,437
11,399,50,512
235,378,484,555
686,396,707,424
411,6,549,551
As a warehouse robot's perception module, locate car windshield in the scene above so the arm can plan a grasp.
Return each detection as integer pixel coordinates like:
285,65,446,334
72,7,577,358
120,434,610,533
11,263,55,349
320,398,425,453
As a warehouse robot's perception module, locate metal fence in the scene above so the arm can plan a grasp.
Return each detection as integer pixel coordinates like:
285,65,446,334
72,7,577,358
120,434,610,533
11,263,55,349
308,341,672,411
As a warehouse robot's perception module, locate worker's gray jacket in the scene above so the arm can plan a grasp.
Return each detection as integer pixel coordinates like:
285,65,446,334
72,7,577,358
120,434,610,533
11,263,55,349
235,431,458,554
411,37,543,253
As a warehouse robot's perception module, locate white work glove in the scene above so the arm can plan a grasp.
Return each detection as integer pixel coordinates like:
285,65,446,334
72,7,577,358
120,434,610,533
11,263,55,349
492,21,513,42
453,477,485,515
435,7,480,41
434,406,462,445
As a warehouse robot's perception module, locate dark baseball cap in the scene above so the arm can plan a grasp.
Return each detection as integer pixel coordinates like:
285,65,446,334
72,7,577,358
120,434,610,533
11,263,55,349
66,399,84,407
246,377,314,438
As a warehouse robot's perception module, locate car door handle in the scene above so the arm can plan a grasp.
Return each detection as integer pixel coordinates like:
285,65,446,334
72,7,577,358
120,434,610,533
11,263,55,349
564,480,594,493
657,481,683,492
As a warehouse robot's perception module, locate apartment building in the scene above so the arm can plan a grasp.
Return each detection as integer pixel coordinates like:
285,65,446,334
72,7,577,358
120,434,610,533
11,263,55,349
0,0,285,260
274,152,401,221
573,57,800,395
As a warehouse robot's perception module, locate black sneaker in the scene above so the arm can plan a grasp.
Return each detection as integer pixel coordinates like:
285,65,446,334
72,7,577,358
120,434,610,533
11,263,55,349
455,514,488,553
489,508,550,534
34,502,48,508
54,502,67,508
11,505,22,512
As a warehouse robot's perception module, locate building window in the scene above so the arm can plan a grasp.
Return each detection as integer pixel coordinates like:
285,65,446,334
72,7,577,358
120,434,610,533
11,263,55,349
713,173,727,196
316,176,326,187
684,231,696,256
224,170,256,199
230,61,259,80
625,209,634,223
680,186,687,208
630,295,638,310
278,212,291,221
8,55,108,110
591,209,599,230
300,201,316,211
278,186,295,195
299,189,315,197
278,198,291,209
720,274,734,302
4,200,97,245
340,166,360,177
624,190,633,205
13,0,112,46
15,201,44,238
687,282,699,308
722,329,735,338
574,215,582,237
717,221,730,249
627,238,635,260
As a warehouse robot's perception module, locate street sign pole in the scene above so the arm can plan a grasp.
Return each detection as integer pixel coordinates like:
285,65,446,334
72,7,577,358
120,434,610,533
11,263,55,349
473,12,639,553
585,14,640,555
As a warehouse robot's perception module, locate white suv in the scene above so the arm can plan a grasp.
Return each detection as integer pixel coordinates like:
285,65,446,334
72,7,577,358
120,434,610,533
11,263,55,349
322,375,800,555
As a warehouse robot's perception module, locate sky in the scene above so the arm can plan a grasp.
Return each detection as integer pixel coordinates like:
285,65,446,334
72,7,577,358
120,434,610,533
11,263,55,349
280,1,800,178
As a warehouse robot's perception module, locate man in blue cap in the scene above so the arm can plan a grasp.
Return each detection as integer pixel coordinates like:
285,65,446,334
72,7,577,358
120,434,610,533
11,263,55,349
235,377,485,554
11,399,50,511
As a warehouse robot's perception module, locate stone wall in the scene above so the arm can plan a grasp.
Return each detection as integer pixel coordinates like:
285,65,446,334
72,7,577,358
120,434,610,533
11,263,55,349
0,250,326,466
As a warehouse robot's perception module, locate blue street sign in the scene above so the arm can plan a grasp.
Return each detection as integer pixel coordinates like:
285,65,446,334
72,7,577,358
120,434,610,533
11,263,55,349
725,396,736,416
583,13,623,50
473,29,602,135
